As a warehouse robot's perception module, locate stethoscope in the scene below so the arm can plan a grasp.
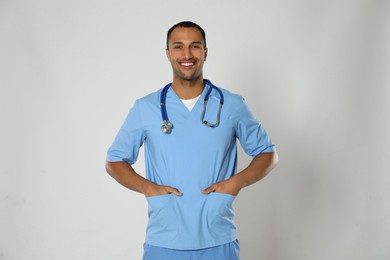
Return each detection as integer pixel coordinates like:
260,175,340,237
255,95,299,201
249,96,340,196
160,79,224,134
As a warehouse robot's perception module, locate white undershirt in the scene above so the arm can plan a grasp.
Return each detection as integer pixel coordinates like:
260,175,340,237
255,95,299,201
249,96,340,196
181,95,201,112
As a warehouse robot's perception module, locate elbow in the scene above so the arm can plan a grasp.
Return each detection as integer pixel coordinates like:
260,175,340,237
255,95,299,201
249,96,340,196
105,161,114,176
105,160,129,182
272,151,279,168
263,151,278,171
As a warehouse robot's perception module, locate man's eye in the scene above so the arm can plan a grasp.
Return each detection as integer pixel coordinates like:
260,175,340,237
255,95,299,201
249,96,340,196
192,45,201,48
174,45,182,49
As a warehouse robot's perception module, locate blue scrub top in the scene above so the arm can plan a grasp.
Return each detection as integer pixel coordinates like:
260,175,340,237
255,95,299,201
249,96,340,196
107,80,275,250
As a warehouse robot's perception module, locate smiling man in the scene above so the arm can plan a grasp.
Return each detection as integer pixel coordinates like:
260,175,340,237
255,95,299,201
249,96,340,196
106,21,278,260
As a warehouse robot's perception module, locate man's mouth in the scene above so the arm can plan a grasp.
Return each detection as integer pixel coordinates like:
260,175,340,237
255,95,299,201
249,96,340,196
179,62,195,68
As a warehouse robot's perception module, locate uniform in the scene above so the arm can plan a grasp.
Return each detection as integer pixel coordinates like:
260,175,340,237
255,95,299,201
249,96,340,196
107,80,275,257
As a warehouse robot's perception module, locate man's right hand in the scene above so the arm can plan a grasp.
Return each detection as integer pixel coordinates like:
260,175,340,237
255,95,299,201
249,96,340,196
105,161,183,197
143,182,183,197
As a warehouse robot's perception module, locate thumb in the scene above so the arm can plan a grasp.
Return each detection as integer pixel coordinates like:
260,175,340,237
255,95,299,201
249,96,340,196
201,185,216,194
166,187,183,196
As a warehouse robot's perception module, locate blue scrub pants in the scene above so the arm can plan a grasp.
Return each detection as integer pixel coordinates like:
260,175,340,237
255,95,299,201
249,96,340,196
143,239,240,260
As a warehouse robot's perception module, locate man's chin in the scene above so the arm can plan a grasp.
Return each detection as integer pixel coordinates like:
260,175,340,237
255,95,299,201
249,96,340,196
177,73,202,82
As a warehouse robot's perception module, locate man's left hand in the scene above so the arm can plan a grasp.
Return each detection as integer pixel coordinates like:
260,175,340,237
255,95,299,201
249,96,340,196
201,177,242,196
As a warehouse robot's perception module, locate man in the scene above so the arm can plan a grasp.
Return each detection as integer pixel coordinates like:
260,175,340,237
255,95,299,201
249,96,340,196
106,21,278,260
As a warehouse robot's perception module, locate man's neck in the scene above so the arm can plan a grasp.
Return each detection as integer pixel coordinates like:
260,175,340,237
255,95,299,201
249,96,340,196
171,77,205,99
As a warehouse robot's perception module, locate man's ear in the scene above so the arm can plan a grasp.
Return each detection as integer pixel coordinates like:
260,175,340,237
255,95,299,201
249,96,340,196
166,48,171,62
204,48,208,61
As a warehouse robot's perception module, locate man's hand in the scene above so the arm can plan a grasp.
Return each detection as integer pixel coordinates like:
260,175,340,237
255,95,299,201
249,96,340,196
202,152,278,196
201,177,242,196
143,182,183,197
105,161,183,197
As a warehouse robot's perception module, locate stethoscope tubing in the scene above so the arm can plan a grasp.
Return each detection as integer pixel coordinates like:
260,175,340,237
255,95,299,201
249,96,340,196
160,79,224,134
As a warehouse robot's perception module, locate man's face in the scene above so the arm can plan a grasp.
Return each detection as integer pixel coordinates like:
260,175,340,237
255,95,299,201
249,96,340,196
166,27,208,82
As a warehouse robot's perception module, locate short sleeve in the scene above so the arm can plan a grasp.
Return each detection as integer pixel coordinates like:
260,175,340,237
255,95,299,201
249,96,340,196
232,97,275,157
106,100,146,164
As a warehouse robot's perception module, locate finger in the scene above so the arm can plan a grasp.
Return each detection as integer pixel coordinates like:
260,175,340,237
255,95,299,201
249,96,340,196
166,187,183,196
201,185,216,194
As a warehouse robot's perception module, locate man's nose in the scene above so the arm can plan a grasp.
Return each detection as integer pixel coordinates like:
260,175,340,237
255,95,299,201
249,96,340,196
182,47,193,59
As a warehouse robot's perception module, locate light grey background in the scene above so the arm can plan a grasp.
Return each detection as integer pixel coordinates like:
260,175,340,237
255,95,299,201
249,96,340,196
1,0,389,259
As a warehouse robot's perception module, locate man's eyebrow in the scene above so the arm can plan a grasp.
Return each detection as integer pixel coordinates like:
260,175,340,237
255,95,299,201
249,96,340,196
171,41,203,45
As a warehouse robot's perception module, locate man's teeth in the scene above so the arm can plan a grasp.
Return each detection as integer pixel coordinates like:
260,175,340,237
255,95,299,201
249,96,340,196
181,62,194,66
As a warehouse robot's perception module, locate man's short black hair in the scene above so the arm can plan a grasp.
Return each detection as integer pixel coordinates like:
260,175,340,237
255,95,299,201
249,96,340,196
166,21,206,49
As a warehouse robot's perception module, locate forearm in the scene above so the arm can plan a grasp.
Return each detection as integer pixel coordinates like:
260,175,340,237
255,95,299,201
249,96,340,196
105,161,183,197
232,152,278,190
105,161,152,194
202,151,278,196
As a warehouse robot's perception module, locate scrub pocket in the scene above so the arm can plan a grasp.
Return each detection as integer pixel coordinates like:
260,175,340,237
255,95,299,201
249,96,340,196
146,194,179,241
206,192,236,236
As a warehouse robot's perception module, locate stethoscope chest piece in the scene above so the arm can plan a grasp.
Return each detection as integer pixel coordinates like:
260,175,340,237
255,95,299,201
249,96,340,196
161,120,173,134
